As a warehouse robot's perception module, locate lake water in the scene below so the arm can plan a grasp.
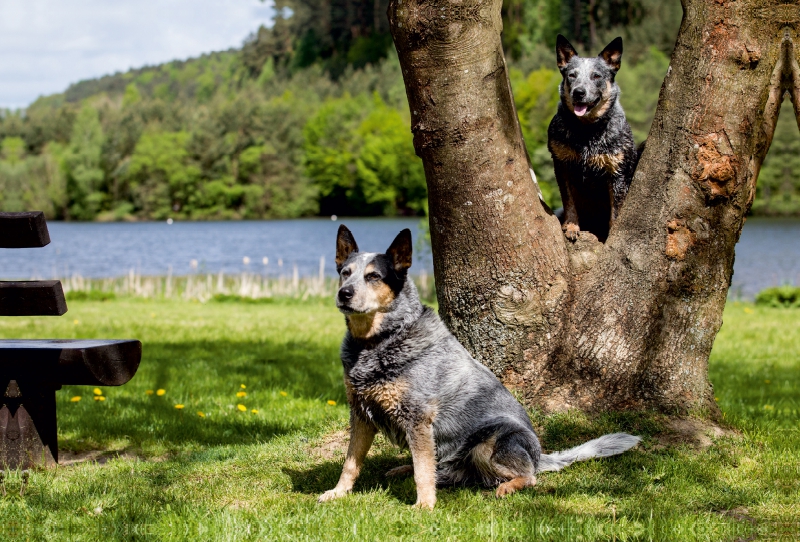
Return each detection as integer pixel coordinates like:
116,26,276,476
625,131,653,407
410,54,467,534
0,217,797,299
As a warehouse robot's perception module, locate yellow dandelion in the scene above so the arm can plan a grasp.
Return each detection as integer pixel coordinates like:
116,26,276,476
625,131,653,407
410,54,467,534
743,307,754,314
236,391,247,398
327,400,336,406
145,390,154,395
150,313,156,318
94,396,106,402
73,319,80,325
764,405,774,410
156,389,166,396
197,411,205,418
279,391,288,397
240,384,246,389
70,396,82,402
175,404,184,409
237,404,247,412
93,388,103,396
714,397,719,402
764,380,771,384
251,409,258,414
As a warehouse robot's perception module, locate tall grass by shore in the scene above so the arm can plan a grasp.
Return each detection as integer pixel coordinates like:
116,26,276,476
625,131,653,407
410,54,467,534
60,263,436,303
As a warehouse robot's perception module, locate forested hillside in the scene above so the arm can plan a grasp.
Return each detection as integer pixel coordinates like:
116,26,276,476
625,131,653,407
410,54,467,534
0,0,796,220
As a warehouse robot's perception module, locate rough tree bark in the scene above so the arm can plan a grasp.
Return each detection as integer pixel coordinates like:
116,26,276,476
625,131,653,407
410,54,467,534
388,0,796,415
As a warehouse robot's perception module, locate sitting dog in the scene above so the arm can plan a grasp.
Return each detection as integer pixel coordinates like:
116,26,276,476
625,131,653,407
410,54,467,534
318,225,640,509
548,34,639,242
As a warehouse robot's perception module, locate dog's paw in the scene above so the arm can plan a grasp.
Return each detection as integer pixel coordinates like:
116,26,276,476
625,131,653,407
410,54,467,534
318,488,348,503
413,498,436,510
563,223,580,241
385,465,414,478
495,482,517,498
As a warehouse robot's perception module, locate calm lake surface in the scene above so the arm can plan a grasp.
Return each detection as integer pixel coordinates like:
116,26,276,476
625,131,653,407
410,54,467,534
1,217,797,299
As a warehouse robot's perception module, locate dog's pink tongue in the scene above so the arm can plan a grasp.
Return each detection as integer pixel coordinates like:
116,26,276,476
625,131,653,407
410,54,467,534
574,104,588,117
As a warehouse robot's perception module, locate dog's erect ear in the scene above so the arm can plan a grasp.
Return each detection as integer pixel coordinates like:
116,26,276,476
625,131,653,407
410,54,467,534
556,34,578,70
599,37,623,72
336,225,359,270
386,229,412,274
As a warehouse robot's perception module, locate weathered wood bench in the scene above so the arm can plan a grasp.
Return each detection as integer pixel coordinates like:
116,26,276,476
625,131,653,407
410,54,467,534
0,212,142,469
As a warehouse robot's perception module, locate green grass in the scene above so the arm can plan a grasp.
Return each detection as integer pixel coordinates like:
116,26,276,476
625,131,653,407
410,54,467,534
0,298,797,541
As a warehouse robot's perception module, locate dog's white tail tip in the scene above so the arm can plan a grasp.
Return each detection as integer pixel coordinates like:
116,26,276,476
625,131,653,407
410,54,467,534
537,432,641,472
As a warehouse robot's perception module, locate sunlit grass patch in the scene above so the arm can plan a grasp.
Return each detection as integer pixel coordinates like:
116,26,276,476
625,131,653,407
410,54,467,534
0,298,795,540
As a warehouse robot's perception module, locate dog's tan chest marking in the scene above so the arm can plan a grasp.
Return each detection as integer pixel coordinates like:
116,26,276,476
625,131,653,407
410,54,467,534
587,152,625,174
362,379,409,412
347,312,384,339
549,141,581,162
551,140,624,176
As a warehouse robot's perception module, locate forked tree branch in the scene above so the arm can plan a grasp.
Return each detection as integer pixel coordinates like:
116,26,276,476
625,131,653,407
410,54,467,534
389,0,798,415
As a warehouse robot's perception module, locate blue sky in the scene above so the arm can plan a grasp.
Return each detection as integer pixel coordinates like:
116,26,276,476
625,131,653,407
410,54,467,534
0,0,275,109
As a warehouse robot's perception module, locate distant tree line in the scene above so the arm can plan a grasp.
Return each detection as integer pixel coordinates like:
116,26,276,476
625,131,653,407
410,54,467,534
0,0,796,220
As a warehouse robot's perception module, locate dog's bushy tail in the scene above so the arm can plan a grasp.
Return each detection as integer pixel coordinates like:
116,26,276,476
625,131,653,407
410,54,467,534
537,433,640,472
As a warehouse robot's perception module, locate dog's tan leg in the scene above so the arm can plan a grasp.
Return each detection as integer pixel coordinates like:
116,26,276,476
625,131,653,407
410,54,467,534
555,161,581,241
318,416,377,503
408,420,437,509
496,475,537,498
385,464,414,478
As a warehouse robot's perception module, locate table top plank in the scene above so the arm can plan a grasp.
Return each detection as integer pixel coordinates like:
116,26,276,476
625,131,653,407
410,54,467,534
0,339,142,386
0,212,50,248
0,281,68,316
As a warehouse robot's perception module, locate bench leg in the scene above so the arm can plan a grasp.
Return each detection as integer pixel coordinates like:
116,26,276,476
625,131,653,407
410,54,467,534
0,380,58,469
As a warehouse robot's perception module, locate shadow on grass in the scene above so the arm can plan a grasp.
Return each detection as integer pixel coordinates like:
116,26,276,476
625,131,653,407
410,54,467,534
283,452,420,505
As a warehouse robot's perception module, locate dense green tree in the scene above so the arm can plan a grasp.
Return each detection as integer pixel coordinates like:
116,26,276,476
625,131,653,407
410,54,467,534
0,0,796,220
64,105,105,220
125,131,200,219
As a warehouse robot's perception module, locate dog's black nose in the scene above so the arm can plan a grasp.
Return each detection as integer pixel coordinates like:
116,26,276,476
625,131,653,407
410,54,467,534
573,87,586,100
338,285,354,302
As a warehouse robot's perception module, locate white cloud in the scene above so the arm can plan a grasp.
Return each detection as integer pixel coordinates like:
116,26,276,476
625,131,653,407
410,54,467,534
0,0,275,108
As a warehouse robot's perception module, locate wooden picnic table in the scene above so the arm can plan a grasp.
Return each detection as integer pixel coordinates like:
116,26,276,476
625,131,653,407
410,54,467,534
0,212,142,469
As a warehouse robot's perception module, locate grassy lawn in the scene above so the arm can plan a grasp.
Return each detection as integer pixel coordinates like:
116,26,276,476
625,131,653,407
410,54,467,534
0,298,796,540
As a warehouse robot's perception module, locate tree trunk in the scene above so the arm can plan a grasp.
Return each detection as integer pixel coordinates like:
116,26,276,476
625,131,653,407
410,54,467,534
388,0,795,416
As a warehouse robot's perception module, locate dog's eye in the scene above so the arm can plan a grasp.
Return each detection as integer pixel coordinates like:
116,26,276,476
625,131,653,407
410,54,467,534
591,73,601,80
568,73,577,79
365,272,381,282
341,269,351,278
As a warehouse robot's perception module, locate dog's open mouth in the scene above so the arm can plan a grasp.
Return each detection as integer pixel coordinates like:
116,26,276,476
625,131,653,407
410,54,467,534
573,99,599,117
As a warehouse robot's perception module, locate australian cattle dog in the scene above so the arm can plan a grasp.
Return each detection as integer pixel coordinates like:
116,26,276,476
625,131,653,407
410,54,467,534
548,35,639,242
318,225,640,509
